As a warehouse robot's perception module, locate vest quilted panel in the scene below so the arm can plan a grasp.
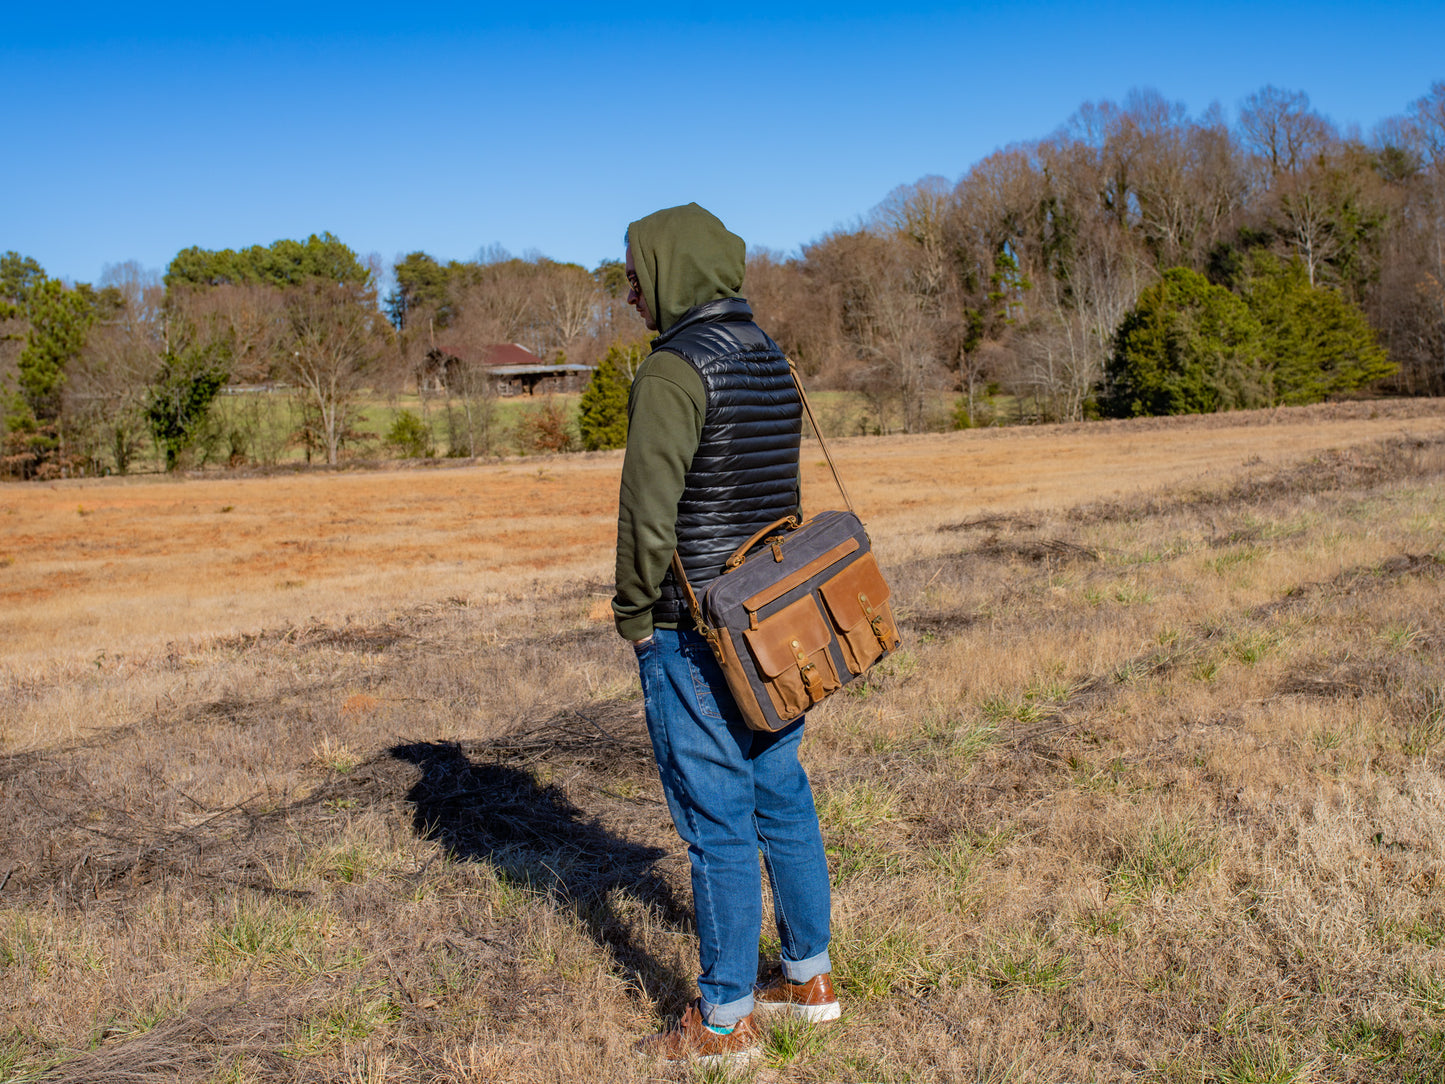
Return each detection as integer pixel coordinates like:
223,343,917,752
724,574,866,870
650,298,801,625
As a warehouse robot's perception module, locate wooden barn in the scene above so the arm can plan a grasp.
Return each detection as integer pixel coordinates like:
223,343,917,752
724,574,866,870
419,343,594,397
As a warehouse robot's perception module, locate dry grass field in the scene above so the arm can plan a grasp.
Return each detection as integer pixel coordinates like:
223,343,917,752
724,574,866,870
3,398,1445,1083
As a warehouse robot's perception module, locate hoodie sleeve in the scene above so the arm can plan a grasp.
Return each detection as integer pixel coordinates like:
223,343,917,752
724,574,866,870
612,351,706,640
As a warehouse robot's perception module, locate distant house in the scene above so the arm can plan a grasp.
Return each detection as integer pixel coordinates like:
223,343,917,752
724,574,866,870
420,343,594,397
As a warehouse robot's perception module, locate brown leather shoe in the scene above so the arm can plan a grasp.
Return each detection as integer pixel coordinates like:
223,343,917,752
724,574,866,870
636,999,761,1066
753,970,841,1022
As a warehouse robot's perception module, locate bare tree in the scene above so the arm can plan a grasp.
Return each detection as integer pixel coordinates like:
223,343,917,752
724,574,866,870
281,283,382,465
172,284,287,383
1408,82,1445,168
1238,86,1335,184
445,356,499,458
65,266,166,473
540,262,599,358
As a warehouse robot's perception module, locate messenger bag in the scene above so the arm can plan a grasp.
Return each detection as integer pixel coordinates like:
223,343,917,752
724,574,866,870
671,361,900,733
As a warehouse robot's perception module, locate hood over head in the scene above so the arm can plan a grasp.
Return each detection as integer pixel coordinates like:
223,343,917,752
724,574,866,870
626,203,745,335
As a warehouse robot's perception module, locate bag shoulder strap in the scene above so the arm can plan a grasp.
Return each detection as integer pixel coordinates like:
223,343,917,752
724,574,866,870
789,360,855,514
671,551,708,632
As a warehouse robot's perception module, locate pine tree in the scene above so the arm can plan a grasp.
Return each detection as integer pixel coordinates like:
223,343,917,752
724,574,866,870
10,278,93,428
578,341,645,450
1240,254,1394,403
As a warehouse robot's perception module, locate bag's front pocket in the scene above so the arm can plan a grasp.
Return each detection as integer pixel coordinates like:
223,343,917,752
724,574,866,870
743,594,841,721
818,553,900,675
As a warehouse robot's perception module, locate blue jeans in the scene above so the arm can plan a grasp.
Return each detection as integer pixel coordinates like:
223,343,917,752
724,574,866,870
635,627,832,1027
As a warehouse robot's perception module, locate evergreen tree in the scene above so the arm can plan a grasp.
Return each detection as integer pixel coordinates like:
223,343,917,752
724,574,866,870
385,251,456,329
578,341,644,450
8,278,94,429
1104,268,1265,417
2,275,94,476
1240,254,1394,403
165,233,371,291
145,338,231,471
0,251,45,311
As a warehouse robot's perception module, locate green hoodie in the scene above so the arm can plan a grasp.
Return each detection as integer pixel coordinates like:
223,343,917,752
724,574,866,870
627,202,745,336
611,204,746,641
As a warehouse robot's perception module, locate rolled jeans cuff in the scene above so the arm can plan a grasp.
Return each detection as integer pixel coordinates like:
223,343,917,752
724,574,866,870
781,947,831,984
700,990,754,1028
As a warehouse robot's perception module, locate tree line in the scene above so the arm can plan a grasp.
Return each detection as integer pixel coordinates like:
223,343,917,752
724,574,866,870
744,82,1443,430
3,82,1443,477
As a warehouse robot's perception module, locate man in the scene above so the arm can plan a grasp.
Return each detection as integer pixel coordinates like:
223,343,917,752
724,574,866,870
613,203,839,1065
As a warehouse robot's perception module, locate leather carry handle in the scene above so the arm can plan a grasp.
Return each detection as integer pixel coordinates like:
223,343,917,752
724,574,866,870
723,515,800,571
670,358,857,645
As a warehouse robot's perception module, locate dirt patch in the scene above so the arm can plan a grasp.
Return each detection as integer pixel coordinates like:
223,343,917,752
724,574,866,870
977,536,1100,563
939,513,1043,532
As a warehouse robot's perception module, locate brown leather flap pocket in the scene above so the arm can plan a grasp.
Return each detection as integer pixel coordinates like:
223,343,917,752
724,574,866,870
819,553,892,632
744,594,834,678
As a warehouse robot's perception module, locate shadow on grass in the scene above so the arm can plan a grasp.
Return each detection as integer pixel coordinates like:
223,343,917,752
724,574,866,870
389,740,692,1006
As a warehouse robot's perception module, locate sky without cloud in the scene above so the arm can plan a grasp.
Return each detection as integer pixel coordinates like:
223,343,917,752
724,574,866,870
5,1,1444,288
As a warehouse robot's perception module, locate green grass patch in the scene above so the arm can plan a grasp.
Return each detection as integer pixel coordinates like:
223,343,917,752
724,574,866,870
1209,545,1266,576
762,1015,834,1069
1203,1037,1315,1083
284,987,400,1056
1193,657,1222,682
1403,685,1445,756
1112,581,1156,605
922,715,999,765
1377,915,1445,949
1380,623,1425,651
1229,630,1283,665
1110,818,1219,898
980,693,1047,725
1330,1019,1445,1079
832,919,953,1000
977,936,1075,996
0,1030,46,1084
1076,906,1127,937
1404,967,1445,1015
0,916,54,979
828,838,906,885
816,781,900,834
204,897,328,977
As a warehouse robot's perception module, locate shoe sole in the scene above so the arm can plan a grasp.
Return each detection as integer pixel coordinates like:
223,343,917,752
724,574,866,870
754,999,841,1023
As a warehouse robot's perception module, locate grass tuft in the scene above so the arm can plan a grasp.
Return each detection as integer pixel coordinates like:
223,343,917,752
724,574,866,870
977,934,1075,996
1402,685,1445,755
205,898,327,977
815,781,900,833
762,1014,833,1069
1204,1037,1316,1083
832,918,953,1000
1111,818,1220,898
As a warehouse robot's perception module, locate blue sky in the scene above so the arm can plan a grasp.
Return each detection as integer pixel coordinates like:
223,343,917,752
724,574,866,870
5,2,1443,289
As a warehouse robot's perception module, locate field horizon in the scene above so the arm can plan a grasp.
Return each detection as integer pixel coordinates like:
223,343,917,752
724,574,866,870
3,397,1445,1082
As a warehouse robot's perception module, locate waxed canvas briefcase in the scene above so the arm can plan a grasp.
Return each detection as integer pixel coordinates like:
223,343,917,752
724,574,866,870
671,364,900,733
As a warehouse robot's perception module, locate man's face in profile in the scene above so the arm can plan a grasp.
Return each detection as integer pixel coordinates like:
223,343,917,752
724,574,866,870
625,246,656,331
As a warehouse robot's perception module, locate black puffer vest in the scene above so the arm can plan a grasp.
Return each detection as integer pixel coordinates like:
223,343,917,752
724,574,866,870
651,298,802,626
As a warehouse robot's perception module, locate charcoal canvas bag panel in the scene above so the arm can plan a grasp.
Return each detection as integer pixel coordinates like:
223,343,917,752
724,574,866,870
672,363,900,733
